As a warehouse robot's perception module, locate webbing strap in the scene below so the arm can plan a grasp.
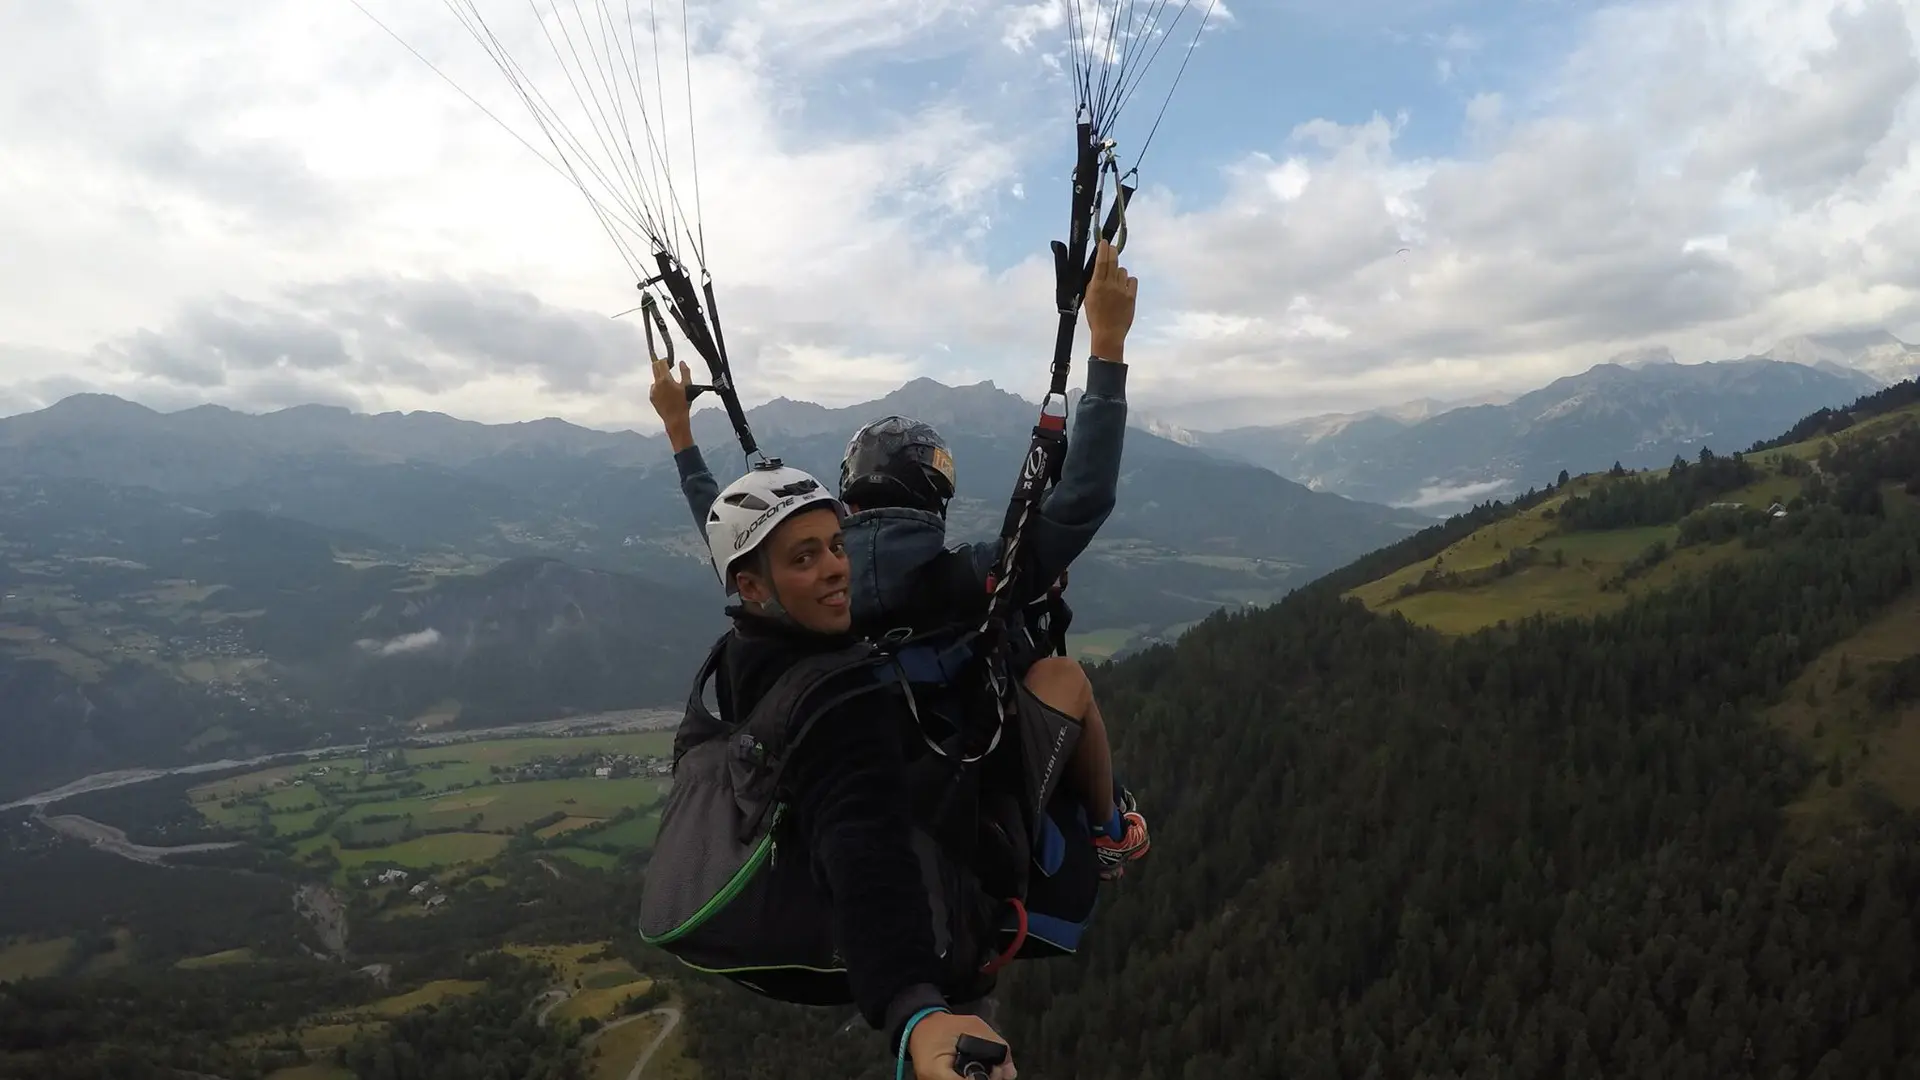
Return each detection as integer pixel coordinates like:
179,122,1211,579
874,630,988,687
642,250,760,462
974,124,1131,720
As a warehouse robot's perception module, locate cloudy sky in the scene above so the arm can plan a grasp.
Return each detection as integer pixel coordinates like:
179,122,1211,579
2,0,1917,431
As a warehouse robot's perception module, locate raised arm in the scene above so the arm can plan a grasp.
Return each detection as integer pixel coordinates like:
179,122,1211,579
959,240,1138,597
653,357,719,537
1027,358,1127,563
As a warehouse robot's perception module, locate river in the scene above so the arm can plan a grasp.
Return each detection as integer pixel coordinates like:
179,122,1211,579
2,706,681,812
34,811,245,864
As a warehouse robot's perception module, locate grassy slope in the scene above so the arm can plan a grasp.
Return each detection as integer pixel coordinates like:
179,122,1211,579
1344,399,1920,822
0,936,73,982
1345,472,1752,633
1767,585,1920,830
590,1013,669,1080
264,1066,357,1080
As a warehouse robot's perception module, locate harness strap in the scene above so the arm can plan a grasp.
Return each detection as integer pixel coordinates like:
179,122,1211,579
874,635,982,687
672,633,736,768
980,898,1028,976
974,121,1130,718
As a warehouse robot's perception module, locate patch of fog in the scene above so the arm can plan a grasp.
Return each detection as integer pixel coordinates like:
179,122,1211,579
355,628,442,657
1393,478,1515,511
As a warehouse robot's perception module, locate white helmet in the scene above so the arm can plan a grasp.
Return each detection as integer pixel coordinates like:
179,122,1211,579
706,462,842,594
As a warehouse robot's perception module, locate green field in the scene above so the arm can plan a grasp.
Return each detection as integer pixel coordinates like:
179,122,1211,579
363,979,487,1017
256,979,495,1077
1753,400,1920,465
0,937,73,983
270,807,330,836
336,832,510,873
330,778,665,835
577,813,660,850
590,1012,672,1080
264,1066,357,1080
1348,465,1798,634
555,979,653,1024
188,732,675,885
549,847,620,870
191,732,673,803
177,947,257,969
536,815,606,839
409,733,672,766
1070,627,1139,661
1767,587,1920,831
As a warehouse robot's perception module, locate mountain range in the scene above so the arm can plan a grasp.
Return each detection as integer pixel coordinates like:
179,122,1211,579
3,333,1911,796
0,378,1429,593
1172,332,1914,514
0,380,1429,798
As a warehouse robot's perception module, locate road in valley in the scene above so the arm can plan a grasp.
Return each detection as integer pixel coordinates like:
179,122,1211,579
541,984,683,1080
625,1007,683,1080
582,1007,684,1080
534,986,573,1026
3,706,680,812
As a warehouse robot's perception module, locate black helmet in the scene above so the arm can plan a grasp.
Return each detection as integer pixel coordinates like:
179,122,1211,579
839,415,956,515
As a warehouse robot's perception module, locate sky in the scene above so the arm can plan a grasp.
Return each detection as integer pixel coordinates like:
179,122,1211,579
1,0,1918,432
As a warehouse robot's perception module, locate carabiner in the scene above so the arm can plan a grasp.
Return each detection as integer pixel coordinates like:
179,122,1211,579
1109,160,1134,254
641,293,675,369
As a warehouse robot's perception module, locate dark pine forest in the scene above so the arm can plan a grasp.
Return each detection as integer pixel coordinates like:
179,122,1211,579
678,388,1920,1080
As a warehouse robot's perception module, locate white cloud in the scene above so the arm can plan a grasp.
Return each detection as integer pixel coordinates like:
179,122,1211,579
0,0,1050,423
356,628,443,657
1121,0,1920,427
1396,478,1513,511
1,0,1918,435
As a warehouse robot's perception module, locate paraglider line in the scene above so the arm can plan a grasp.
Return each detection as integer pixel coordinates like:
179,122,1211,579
1131,0,1216,171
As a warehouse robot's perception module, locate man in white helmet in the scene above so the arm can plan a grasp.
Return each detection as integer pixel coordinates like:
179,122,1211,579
683,461,1020,1080
700,461,852,624
651,241,1151,881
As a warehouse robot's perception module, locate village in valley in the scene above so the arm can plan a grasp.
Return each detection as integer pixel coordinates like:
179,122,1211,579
363,867,449,910
190,731,677,907
489,749,673,784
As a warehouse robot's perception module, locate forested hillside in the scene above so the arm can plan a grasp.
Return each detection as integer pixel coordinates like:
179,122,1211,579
673,381,1920,1080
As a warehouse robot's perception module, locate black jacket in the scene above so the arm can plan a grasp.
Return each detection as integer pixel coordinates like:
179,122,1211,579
719,610,954,1049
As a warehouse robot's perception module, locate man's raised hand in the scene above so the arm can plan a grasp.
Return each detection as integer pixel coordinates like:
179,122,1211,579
1083,239,1137,363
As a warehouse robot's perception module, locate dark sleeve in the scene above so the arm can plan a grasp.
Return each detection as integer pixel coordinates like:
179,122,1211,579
675,445,720,539
1028,358,1126,576
784,694,949,1038
953,359,1129,605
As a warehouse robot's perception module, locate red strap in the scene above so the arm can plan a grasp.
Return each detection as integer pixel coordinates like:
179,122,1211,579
980,898,1028,975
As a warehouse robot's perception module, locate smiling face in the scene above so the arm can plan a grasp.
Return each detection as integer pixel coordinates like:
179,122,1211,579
732,505,851,634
